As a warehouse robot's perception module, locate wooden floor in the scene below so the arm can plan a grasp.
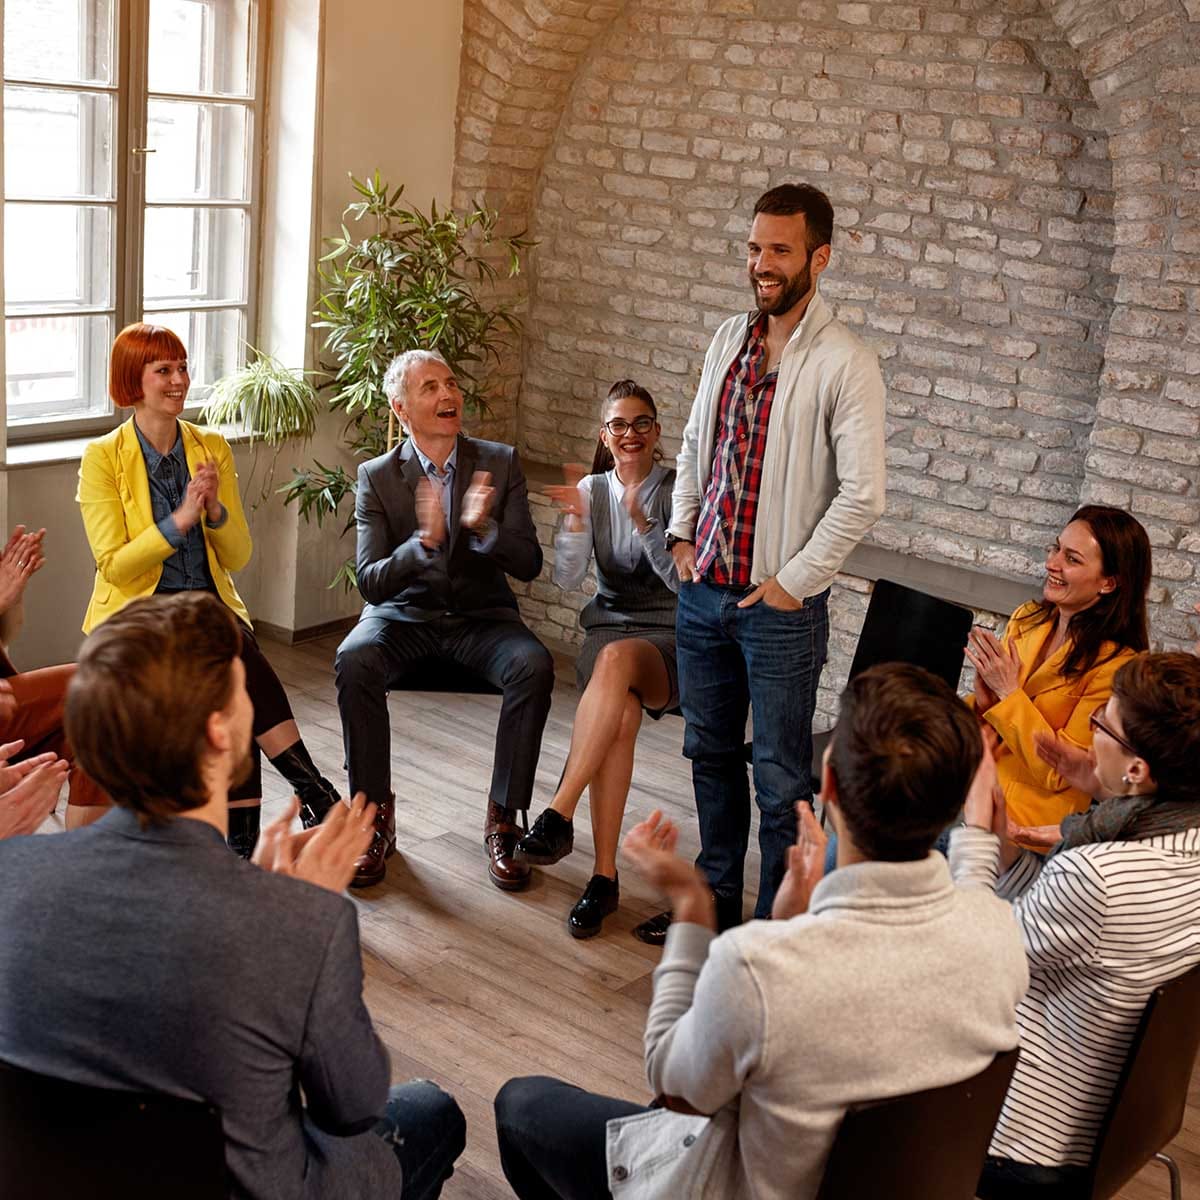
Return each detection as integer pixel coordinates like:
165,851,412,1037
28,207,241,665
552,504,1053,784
53,628,1200,1198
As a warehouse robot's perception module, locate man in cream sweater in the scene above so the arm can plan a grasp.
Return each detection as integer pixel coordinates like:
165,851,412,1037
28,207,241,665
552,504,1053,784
494,664,1027,1199
648,182,886,940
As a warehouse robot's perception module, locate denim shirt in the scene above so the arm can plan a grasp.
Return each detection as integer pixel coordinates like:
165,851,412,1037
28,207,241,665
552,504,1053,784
132,419,225,592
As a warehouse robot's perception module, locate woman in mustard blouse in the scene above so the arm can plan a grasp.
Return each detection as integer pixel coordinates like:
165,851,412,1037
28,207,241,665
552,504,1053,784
965,505,1150,840
77,323,340,856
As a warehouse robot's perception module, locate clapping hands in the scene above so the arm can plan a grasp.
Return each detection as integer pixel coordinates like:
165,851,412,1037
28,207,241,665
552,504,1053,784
545,463,588,533
174,461,221,532
965,626,1021,708
771,802,827,921
0,526,46,614
622,810,716,929
252,792,375,894
0,739,68,840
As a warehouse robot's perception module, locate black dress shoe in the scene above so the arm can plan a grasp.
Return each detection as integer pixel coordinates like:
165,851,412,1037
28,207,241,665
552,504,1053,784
568,873,619,939
633,910,671,946
515,808,574,865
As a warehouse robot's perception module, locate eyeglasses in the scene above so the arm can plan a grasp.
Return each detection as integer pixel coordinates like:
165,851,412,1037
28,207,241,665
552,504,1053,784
603,416,656,436
1089,704,1139,756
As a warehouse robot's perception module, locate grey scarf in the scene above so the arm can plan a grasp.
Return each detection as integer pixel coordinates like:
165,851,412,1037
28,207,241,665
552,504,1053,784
1052,792,1200,858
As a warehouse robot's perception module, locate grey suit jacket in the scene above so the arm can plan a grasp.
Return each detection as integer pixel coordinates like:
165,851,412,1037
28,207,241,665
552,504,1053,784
354,434,543,622
0,809,400,1200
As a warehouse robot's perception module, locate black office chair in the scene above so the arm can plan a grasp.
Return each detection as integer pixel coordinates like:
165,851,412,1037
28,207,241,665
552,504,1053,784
0,1059,226,1200
742,578,975,790
815,1048,1020,1200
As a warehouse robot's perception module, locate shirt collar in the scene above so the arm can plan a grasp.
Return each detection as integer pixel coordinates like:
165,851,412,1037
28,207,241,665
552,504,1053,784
132,419,184,472
410,437,457,480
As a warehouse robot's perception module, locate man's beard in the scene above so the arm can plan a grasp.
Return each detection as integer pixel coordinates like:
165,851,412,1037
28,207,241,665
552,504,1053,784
750,259,812,316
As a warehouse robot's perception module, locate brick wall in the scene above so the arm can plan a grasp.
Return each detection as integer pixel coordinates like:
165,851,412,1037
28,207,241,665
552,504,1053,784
455,0,1200,656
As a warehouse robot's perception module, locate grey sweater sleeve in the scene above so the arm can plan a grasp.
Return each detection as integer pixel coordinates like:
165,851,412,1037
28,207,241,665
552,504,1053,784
643,923,763,1114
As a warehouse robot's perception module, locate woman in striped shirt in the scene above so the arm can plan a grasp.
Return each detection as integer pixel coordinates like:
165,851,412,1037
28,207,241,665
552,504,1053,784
952,652,1200,1195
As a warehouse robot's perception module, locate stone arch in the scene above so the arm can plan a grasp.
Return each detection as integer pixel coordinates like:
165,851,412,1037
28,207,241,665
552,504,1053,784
1037,0,1200,646
451,0,631,439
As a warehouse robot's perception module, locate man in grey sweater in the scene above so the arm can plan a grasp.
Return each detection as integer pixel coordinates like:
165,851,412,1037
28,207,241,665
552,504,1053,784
495,663,1028,1200
0,594,465,1200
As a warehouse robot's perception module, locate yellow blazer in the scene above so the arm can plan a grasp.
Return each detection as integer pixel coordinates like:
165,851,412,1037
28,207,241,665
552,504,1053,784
77,418,253,634
978,602,1136,830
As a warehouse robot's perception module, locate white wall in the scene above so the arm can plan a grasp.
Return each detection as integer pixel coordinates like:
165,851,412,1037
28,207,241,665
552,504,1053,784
1,0,464,666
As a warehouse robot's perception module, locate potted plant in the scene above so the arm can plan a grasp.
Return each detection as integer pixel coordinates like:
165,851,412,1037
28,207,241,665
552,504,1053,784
279,171,532,588
199,348,321,503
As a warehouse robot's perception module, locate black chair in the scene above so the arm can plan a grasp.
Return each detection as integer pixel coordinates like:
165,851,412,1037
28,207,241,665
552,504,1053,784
814,1048,1019,1200
393,656,502,696
0,1059,226,1200
742,578,975,789
1087,961,1200,1199
983,961,1200,1200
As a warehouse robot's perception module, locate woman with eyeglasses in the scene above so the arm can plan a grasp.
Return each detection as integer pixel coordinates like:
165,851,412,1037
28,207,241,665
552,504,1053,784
515,380,679,938
76,324,341,857
954,651,1200,1196
963,505,1150,848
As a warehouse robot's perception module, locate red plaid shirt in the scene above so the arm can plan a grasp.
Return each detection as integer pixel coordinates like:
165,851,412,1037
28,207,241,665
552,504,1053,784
694,314,778,587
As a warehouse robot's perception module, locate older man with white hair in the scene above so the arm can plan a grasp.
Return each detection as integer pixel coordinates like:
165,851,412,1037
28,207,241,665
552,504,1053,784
335,349,554,890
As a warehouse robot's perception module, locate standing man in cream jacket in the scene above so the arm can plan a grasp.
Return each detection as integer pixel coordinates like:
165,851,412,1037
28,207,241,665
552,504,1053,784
654,182,886,937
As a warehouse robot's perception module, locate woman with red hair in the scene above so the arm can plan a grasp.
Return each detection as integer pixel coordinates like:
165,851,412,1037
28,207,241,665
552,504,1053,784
76,323,339,855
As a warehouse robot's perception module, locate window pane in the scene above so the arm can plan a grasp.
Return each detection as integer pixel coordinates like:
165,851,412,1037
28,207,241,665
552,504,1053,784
148,0,252,97
143,206,246,305
145,307,242,393
145,99,248,202
4,202,113,311
6,313,112,421
4,86,114,199
3,0,114,86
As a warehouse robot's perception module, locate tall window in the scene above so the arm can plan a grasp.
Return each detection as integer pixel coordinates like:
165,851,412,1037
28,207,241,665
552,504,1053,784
3,0,260,434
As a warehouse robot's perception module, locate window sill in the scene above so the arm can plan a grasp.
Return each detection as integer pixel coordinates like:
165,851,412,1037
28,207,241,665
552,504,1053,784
4,422,258,472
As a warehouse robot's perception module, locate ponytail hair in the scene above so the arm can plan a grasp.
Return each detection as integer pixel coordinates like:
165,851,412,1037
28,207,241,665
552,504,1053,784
591,379,661,475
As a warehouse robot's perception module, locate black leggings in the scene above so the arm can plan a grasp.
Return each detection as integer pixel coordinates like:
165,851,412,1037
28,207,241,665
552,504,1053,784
229,621,295,803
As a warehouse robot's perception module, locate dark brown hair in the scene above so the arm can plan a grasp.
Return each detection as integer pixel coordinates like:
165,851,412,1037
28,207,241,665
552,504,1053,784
830,663,983,861
590,379,661,475
66,593,242,826
753,183,835,252
1017,505,1151,680
1112,652,1200,802
109,322,187,408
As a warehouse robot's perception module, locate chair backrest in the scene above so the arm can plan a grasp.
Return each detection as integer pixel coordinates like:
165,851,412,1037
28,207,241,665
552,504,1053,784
0,1059,226,1200
1089,961,1200,1200
814,1048,1019,1200
849,578,975,691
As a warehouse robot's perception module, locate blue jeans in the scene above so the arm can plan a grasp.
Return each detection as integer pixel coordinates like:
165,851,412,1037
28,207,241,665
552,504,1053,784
373,1080,467,1200
494,1075,651,1199
677,581,829,921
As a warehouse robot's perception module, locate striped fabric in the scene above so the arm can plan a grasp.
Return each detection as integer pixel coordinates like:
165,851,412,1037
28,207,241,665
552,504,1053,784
950,825,1200,1167
693,313,777,587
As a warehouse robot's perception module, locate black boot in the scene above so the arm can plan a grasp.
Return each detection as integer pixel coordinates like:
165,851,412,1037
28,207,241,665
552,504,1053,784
268,742,340,829
227,805,261,860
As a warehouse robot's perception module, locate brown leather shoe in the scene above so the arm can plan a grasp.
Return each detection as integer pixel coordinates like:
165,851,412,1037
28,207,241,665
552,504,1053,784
484,801,531,892
350,795,396,889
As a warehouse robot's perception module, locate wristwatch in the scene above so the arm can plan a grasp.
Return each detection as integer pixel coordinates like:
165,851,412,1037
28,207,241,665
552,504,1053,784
665,533,692,550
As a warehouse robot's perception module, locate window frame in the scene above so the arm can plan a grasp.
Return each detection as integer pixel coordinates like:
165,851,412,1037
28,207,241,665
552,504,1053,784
2,0,266,442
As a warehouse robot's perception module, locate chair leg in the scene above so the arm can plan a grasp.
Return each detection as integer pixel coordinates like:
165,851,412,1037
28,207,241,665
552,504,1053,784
1155,1152,1181,1200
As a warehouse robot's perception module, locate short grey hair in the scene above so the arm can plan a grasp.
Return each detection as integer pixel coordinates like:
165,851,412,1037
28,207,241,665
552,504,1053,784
382,349,451,408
